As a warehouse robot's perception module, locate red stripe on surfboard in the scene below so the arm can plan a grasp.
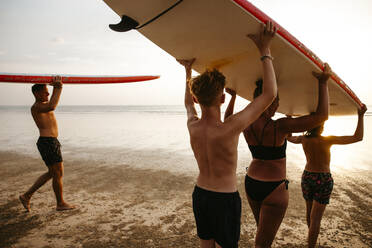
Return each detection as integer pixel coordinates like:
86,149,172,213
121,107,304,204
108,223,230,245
0,75,160,84
232,0,363,108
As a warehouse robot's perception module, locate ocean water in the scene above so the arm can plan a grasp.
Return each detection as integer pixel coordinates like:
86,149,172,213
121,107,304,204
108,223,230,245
0,105,371,174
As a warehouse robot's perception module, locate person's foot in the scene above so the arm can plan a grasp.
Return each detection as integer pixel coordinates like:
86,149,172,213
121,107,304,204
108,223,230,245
56,202,76,211
19,194,30,212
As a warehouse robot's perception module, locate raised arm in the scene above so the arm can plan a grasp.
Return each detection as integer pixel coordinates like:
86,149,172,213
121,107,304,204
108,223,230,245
225,21,277,132
277,63,330,133
48,76,63,110
224,88,236,121
287,135,303,144
324,104,367,145
35,76,63,112
177,58,198,123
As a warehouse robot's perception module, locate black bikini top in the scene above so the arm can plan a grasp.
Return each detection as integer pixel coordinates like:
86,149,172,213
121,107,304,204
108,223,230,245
248,120,287,160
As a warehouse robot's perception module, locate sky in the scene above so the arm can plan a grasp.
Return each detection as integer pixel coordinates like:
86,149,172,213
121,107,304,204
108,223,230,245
0,0,371,106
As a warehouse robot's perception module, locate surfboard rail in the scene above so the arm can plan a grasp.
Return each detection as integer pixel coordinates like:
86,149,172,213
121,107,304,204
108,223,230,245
0,74,160,84
103,0,363,115
231,0,363,108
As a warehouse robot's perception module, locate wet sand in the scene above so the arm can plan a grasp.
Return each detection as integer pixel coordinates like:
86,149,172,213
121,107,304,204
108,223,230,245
0,149,371,248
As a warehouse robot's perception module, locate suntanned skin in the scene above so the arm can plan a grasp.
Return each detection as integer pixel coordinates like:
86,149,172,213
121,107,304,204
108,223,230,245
179,21,278,248
31,82,60,137
19,76,75,212
225,63,330,247
288,104,367,248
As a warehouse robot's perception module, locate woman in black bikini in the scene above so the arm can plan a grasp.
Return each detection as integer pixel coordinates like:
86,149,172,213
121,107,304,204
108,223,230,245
225,64,331,247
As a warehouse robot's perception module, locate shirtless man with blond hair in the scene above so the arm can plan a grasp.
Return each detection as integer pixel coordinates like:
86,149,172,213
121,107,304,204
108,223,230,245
19,76,75,212
178,21,278,248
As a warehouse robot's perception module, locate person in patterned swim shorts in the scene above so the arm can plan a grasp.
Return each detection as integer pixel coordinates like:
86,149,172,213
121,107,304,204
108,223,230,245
288,104,367,248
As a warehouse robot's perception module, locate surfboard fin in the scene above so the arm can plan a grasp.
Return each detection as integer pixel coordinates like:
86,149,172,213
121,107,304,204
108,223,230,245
109,15,139,32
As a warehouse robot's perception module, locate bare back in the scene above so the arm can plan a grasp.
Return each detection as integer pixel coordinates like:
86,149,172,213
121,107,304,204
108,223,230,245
188,119,239,192
31,102,59,137
180,22,278,193
244,117,288,181
301,137,332,172
291,106,368,173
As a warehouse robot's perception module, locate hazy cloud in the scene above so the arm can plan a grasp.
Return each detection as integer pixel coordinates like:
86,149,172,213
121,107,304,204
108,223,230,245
51,37,65,44
24,54,40,59
57,57,81,62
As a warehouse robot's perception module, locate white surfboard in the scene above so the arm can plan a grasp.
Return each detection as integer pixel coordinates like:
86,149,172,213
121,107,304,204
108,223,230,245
103,0,363,116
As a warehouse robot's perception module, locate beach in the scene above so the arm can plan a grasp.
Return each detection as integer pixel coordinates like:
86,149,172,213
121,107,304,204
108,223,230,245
0,105,371,247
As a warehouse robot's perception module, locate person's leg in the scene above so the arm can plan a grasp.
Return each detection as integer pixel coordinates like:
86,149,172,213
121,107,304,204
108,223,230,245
200,239,215,248
301,170,314,227
245,176,262,226
50,162,75,211
20,168,53,211
305,200,313,227
193,187,215,248
308,201,327,248
246,194,262,226
50,162,64,204
255,182,289,248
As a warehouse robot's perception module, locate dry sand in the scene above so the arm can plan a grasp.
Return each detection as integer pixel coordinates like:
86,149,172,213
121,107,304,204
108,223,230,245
0,149,371,248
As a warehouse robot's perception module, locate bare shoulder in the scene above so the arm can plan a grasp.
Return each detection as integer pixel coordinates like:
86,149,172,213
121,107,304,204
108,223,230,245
221,117,247,137
187,115,199,123
32,101,51,113
321,135,341,143
321,135,336,141
31,102,42,112
221,109,253,135
187,117,200,130
313,136,333,146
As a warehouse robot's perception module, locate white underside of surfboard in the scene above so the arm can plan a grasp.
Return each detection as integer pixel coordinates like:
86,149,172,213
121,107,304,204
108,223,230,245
104,0,361,116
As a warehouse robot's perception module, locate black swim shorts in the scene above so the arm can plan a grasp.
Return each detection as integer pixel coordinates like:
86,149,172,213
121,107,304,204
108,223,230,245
192,185,241,248
36,137,63,166
301,170,333,204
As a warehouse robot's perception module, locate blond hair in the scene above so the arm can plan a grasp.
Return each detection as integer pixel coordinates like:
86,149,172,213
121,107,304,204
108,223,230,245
190,69,226,106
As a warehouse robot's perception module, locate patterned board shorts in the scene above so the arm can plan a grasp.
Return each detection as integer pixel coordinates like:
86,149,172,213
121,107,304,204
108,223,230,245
301,170,333,204
37,137,63,167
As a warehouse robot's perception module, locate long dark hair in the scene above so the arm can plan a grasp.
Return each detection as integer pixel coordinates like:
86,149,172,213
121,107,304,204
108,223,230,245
304,112,324,137
305,124,324,137
253,79,263,99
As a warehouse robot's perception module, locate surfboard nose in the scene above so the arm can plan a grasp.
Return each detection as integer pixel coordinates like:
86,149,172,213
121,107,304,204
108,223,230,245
109,15,139,32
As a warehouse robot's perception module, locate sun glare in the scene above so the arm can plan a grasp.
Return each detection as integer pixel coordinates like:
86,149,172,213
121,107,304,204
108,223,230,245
322,115,361,171
322,116,356,136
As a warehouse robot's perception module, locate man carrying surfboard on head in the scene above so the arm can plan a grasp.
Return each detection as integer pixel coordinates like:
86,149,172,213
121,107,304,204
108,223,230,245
19,76,75,212
178,21,278,248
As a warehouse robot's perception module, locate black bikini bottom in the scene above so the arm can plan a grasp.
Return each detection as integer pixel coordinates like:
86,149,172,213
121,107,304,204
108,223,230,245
245,175,289,202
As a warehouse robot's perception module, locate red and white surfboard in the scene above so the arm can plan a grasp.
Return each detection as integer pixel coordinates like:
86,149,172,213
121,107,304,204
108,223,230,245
104,0,362,115
0,73,160,84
